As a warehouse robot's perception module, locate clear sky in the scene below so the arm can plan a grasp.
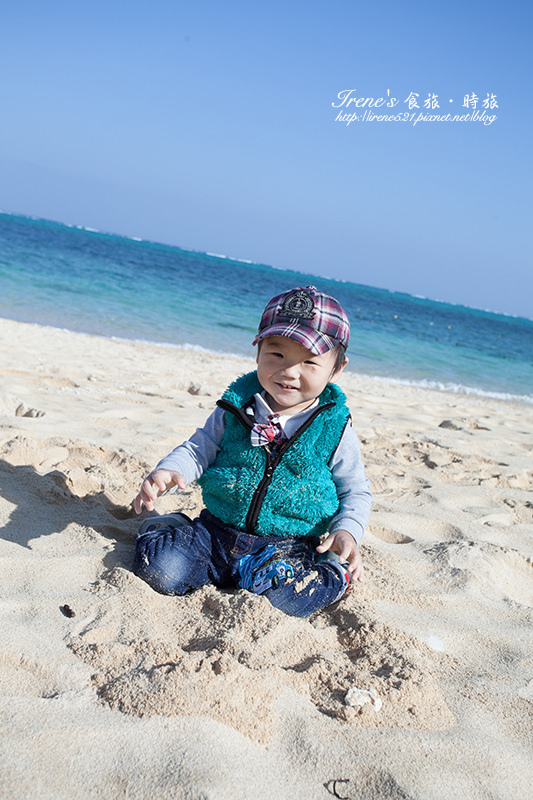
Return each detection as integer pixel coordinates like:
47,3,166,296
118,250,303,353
1,1,531,318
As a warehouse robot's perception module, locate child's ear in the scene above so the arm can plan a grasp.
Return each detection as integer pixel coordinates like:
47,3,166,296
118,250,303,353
333,356,348,378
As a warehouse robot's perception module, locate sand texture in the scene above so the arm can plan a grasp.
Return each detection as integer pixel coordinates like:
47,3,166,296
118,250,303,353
1,317,532,800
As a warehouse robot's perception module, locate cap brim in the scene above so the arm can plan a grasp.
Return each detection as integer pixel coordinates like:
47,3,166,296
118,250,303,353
252,324,338,356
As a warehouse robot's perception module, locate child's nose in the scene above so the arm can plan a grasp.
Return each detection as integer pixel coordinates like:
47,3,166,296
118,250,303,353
281,362,299,377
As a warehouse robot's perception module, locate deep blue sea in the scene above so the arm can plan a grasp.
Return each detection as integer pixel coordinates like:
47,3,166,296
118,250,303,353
1,211,532,404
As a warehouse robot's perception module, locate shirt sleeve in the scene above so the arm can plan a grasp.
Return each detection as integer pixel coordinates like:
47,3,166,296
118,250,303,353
153,407,226,484
328,422,372,545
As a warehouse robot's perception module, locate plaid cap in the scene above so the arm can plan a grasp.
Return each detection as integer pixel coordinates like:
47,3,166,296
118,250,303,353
252,286,350,355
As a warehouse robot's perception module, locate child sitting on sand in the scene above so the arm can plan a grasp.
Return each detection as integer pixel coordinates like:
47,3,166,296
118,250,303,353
133,285,372,617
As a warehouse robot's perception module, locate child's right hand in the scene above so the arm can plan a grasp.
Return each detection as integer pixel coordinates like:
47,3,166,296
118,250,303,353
133,469,187,514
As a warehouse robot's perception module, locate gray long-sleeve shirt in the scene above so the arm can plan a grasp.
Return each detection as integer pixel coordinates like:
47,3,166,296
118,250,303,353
155,392,372,544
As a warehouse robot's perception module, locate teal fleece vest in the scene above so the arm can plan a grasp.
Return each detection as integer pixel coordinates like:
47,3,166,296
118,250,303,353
198,371,350,537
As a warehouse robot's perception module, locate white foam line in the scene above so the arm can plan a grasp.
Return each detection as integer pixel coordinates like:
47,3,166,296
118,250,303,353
361,373,533,405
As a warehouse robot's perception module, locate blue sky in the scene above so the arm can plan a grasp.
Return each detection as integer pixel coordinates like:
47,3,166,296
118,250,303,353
1,1,531,317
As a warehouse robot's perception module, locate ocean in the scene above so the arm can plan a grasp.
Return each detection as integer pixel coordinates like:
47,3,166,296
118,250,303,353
1,211,532,404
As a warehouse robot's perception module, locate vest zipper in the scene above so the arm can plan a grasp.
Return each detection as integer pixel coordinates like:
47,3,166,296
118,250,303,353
245,447,279,533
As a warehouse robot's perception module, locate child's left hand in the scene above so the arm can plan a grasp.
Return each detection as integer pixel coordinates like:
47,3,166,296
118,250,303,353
316,530,364,582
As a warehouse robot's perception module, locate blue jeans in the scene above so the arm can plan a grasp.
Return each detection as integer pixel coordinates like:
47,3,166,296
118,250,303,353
133,509,347,618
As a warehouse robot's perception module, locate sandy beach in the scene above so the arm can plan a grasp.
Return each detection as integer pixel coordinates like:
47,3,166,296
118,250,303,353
0,316,532,800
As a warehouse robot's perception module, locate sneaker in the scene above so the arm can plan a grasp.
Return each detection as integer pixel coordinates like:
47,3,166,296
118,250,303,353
238,544,294,594
315,550,351,600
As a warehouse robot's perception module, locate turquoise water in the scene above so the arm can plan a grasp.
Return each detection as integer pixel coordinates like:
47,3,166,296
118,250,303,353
1,211,532,403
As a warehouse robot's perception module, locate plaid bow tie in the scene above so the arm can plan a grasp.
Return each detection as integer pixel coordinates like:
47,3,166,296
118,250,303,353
250,414,285,447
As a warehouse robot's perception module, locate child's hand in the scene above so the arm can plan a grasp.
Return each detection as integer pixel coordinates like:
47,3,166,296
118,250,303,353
133,469,186,514
316,529,365,582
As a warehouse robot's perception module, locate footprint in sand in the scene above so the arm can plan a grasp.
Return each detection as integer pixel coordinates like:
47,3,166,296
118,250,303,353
424,540,533,607
370,513,464,547
369,525,414,545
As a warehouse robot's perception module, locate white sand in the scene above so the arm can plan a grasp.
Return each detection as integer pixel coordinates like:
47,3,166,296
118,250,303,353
0,317,532,800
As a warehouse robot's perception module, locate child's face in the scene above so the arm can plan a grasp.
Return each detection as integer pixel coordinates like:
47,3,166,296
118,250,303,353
256,336,346,415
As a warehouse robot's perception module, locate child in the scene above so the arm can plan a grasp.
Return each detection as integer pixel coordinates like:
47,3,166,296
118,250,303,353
133,285,372,618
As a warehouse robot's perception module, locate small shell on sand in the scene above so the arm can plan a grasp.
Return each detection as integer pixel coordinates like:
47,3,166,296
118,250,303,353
345,686,382,712
427,635,445,652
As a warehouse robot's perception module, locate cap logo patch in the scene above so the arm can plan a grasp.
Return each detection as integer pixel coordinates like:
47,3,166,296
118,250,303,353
278,290,315,320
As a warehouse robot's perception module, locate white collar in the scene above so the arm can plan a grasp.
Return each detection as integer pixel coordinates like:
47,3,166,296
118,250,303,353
247,392,319,437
